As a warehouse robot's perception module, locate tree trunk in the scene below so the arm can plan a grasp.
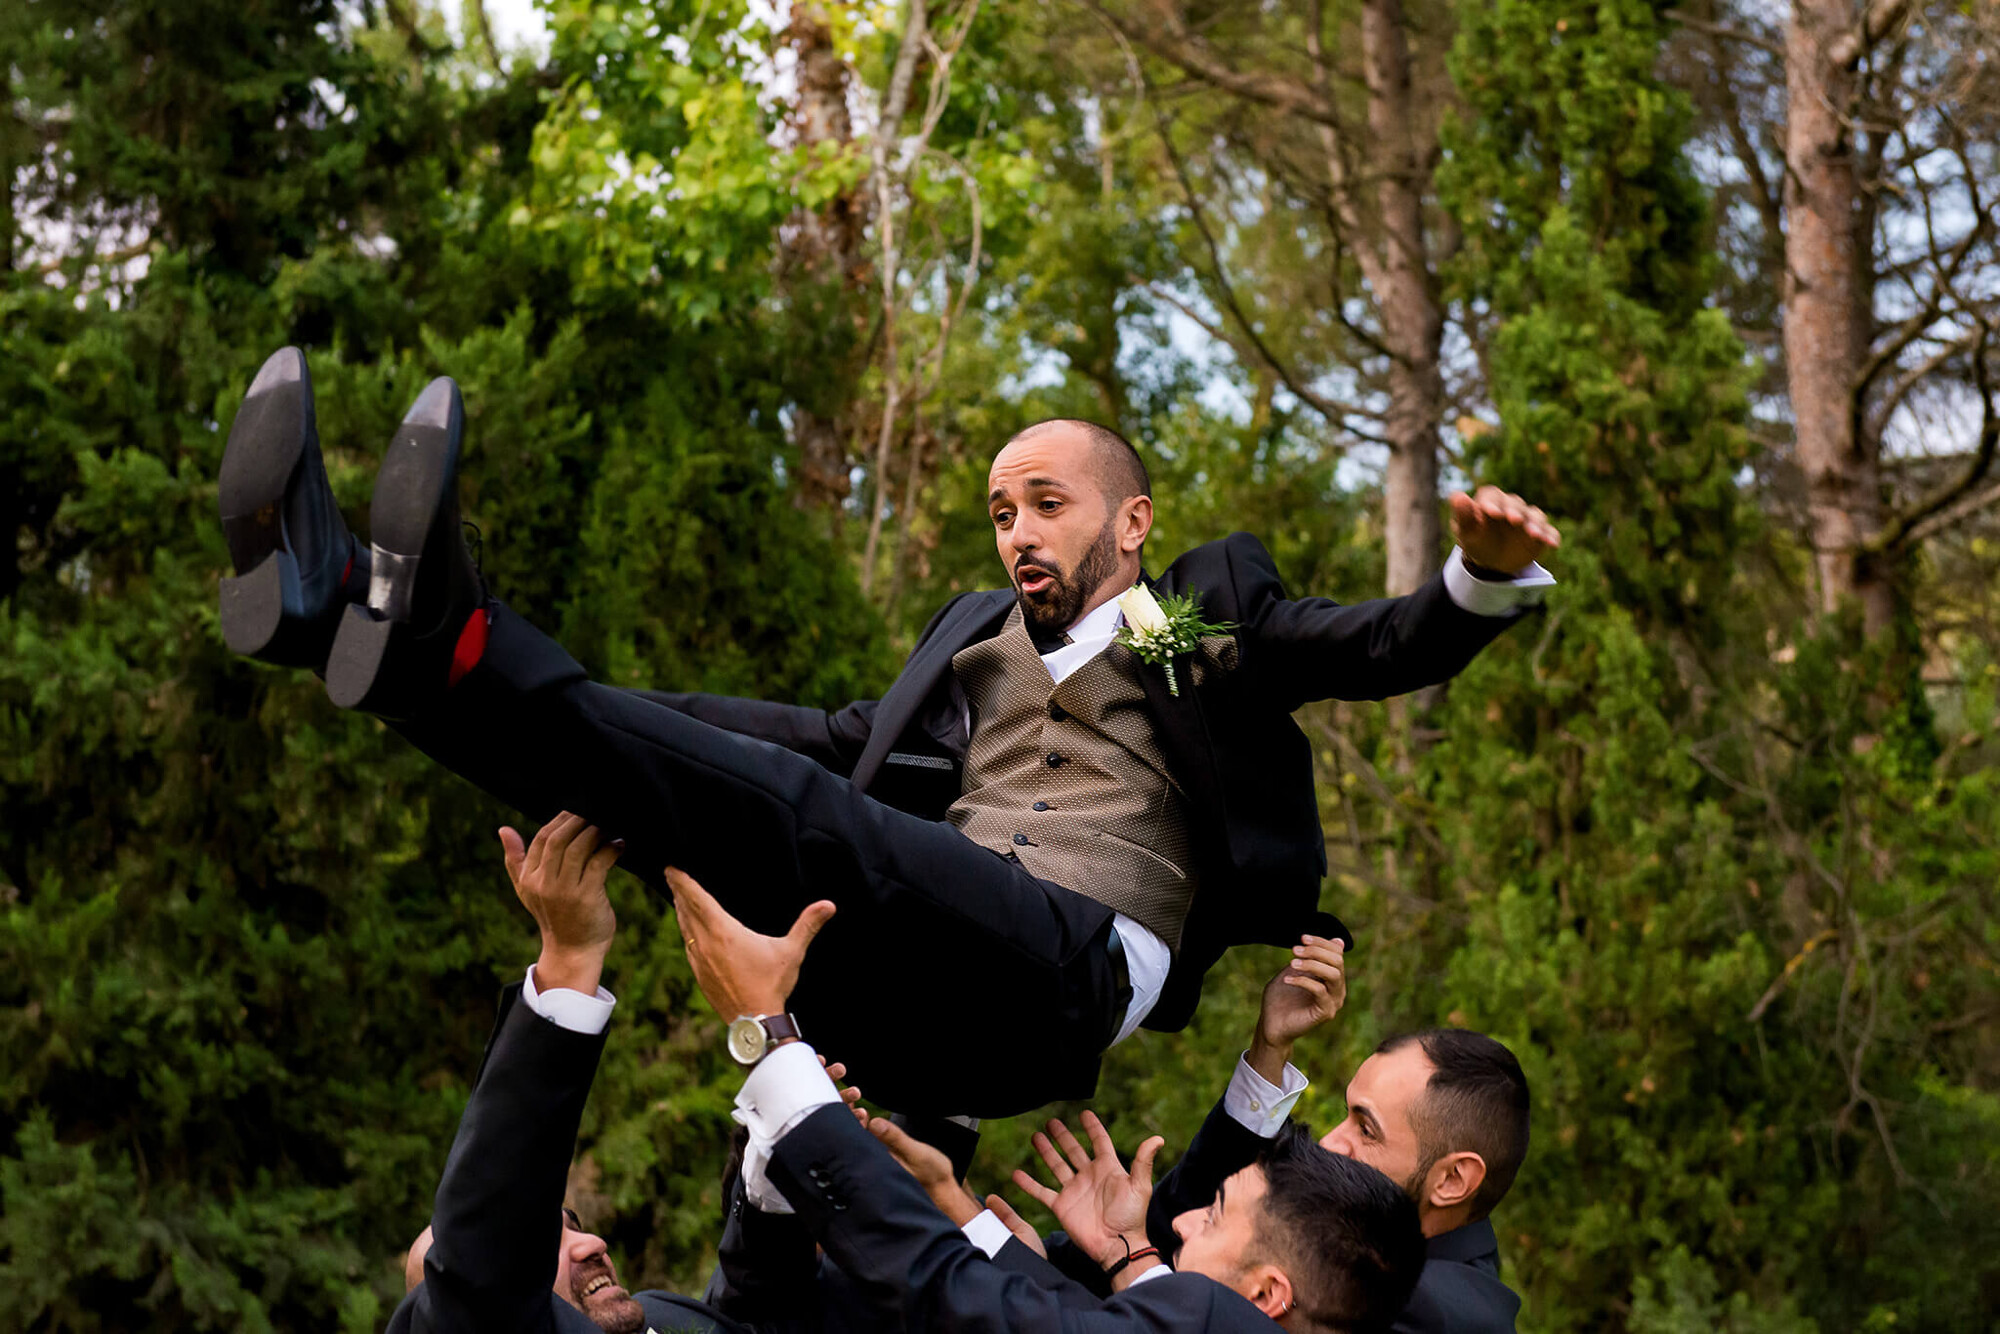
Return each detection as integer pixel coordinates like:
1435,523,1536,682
1362,0,1445,597
1784,0,1894,635
782,3,869,512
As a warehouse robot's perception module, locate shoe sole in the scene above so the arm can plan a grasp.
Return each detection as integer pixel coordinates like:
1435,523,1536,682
218,348,315,661
325,378,462,712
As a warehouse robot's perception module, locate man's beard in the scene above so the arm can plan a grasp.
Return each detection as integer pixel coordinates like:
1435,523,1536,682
1015,513,1121,635
568,1257,645,1334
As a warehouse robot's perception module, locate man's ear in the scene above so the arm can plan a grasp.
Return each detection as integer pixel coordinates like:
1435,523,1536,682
1426,1149,1488,1212
1243,1263,1297,1322
1120,494,1153,554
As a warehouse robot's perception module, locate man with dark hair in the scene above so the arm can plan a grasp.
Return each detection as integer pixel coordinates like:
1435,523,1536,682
1097,950,1530,1333
1017,939,1525,1331
1243,1124,1427,1334
1341,1031,1532,1225
218,347,1560,1117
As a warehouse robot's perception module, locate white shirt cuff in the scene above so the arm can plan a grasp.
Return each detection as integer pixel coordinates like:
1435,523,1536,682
1222,1052,1308,1137
1128,1263,1173,1287
960,1208,1014,1259
730,1041,841,1216
1442,547,1555,617
521,964,616,1035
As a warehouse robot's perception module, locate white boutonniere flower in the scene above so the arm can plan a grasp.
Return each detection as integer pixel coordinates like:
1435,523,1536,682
1115,584,1233,697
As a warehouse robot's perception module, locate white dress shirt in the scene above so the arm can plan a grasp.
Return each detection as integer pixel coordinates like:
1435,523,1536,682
1220,1050,1310,1136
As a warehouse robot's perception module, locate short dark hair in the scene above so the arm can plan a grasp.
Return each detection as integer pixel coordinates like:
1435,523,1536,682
1255,1123,1426,1334
1376,1029,1531,1220
1006,418,1151,502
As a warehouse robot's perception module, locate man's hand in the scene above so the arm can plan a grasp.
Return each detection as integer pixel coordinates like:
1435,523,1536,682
868,1117,984,1227
1249,936,1347,1084
665,867,835,1020
500,812,624,995
822,1057,866,1123
1450,485,1561,575
985,1195,1047,1258
1011,1112,1163,1271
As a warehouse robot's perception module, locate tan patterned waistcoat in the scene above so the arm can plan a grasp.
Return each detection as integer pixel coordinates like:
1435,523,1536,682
948,605,1224,951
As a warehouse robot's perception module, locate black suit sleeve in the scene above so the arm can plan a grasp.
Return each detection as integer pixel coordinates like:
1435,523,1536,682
1145,1096,1272,1260
992,1237,1109,1310
702,1177,825,1328
628,588,980,778
631,692,880,777
769,1104,1243,1334
1207,533,1520,711
1040,1232,1114,1300
408,986,608,1334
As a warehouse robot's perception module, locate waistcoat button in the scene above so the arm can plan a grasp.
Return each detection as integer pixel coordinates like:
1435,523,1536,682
1012,833,1031,846
1033,801,1050,812
1046,752,1063,767
1049,703,1068,721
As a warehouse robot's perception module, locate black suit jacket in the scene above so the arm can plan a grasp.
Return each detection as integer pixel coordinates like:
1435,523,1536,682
766,1100,1283,1333
656,533,1519,1028
384,986,739,1334
1119,1095,1520,1334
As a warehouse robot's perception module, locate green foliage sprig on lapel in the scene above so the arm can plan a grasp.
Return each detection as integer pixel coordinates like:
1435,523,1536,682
1113,585,1232,697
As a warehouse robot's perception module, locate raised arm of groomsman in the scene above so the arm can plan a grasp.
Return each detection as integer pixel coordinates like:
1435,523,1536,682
388,813,740,1334
1036,937,1528,1334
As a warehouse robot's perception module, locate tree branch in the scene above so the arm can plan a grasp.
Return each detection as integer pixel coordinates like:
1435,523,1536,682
1074,0,1339,125
1871,325,2000,554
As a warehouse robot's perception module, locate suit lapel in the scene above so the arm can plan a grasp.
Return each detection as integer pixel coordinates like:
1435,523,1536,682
1129,570,1232,858
853,590,1013,789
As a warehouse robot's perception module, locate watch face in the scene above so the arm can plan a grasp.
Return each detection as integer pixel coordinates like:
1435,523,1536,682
727,1016,767,1065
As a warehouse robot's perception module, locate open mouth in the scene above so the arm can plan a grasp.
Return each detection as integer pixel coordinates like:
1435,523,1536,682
1018,568,1056,596
581,1275,621,1299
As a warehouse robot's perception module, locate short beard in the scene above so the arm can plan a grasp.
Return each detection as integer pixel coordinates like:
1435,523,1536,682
582,1292,645,1334
569,1262,646,1334
1016,512,1122,634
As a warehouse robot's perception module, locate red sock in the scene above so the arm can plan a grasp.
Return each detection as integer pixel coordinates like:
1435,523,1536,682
447,607,491,688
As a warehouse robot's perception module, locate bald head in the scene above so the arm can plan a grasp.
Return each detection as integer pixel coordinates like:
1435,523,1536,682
1003,419,1150,506
986,418,1154,633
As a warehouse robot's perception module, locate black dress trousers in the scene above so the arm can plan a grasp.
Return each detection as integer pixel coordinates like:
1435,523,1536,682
394,604,1123,1118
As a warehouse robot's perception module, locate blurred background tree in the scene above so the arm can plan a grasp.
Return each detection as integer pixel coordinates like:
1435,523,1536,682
3,1,1995,1330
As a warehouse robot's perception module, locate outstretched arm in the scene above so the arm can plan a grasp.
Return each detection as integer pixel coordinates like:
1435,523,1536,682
1145,937,1348,1256
412,814,624,1334
630,587,984,776
633,691,881,777
1227,489,1558,709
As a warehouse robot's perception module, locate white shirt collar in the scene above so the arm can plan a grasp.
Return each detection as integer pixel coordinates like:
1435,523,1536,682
1063,590,1129,647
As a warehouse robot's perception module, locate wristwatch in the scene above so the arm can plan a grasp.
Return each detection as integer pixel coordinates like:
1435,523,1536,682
727,1013,803,1066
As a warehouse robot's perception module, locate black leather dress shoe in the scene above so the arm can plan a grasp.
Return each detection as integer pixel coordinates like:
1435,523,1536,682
324,378,487,716
217,347,370,668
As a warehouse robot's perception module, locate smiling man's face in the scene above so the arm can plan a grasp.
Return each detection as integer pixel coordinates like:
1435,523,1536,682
1318,1045,1433,1194
555,1207,645,1334
986,424,1150,635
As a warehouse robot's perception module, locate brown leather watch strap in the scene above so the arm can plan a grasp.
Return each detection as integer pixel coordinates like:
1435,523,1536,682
762,1013,803,1044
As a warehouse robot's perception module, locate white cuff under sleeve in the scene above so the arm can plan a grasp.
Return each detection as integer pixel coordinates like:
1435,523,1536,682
521,964,616,1035
960,1209,1015,1259
1128,1263,1173,1287
1442,547,1556,617
1223,1052,1309,1138
731,1042,841,1216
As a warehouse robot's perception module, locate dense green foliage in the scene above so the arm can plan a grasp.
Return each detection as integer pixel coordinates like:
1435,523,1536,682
4,2,1996,1331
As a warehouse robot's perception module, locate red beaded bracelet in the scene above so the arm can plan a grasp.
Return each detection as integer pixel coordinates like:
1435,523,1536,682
1103,1240,1160,1281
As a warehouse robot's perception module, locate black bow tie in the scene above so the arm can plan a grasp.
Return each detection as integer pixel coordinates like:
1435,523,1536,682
1027,622,1073,655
